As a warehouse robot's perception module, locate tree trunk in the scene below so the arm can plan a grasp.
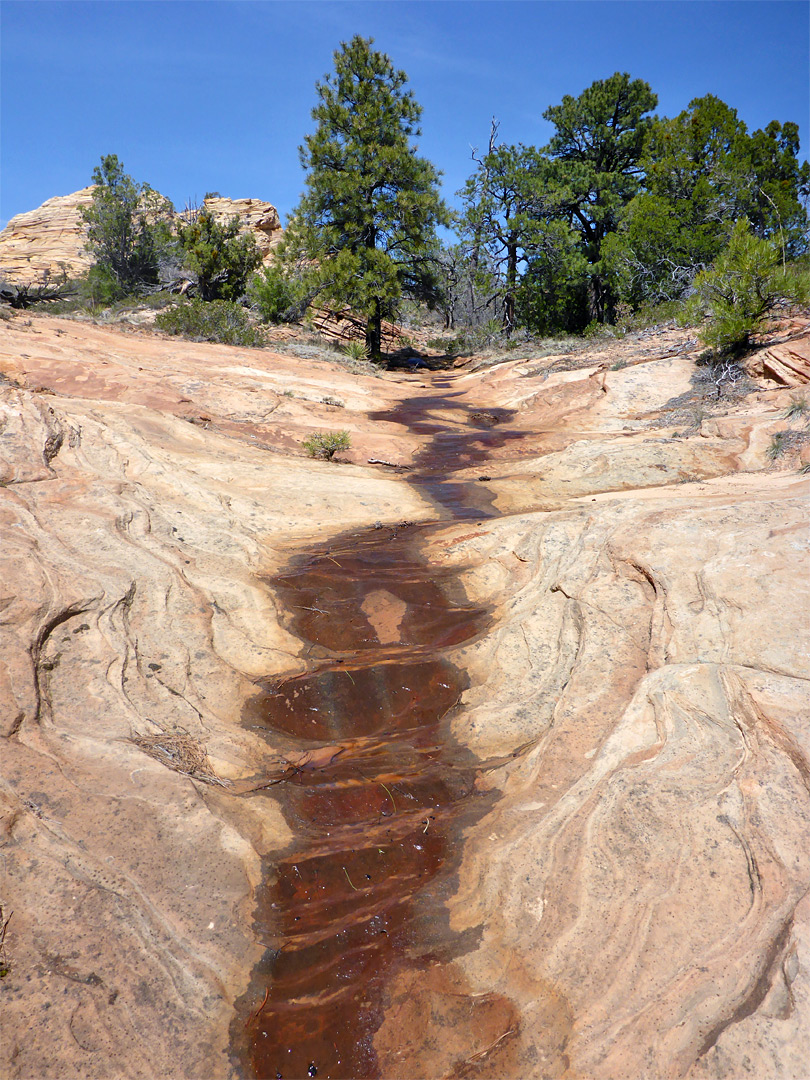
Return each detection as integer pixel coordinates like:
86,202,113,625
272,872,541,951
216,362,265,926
503,234,518,336
366,300,383,359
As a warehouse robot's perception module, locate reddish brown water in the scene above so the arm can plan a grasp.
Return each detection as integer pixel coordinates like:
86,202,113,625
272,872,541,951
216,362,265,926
232,377,523,1079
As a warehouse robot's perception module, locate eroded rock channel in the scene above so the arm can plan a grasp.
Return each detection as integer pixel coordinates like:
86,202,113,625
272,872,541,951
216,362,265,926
233,383,521,1079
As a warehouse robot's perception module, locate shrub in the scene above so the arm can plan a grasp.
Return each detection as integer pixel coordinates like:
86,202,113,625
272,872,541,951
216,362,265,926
342,340,370,361
767,431,788,460
248,264,301,323
155,300,265,346
81,154,173,298
782,394,809,422
175,208,262,301
302,430,351,460
687,220,810,355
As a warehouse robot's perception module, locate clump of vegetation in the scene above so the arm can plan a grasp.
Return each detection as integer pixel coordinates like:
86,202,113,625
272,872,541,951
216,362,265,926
767,431,789,460
687,221,810,355
155,300,265,346
321,396,344,407
342,340,370,361
81,154,174,301
302,430,351,460
782,394,809,422
174,207,262,301
248,263,305,323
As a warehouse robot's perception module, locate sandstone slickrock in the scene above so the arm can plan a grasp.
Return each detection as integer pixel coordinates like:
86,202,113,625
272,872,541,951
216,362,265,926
0,190,283,285
201,196,283,260
0,311,808,1078
0,188,96,283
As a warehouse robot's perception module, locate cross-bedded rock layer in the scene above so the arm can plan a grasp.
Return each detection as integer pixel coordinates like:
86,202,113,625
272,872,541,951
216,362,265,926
0,311,807,1078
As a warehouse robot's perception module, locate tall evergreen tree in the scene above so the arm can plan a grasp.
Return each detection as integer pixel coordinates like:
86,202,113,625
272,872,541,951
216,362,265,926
459,142,552,333
542,72,658,322
605,96,809,309
283,36,449,356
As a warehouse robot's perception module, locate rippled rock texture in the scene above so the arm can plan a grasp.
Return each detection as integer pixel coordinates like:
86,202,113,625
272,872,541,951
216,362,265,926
0,311,808,1078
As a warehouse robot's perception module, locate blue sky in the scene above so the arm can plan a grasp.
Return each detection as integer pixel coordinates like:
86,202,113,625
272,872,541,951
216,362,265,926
2,1,808,231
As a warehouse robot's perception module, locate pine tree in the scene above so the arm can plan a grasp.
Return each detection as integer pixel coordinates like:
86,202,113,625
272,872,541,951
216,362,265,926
543,72,658,323
284,36,449,357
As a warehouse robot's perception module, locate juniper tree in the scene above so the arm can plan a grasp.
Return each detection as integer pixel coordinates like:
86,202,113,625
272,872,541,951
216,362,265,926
81,154,173,299
175,207,261,301
284,35,449,357
604,96,810,310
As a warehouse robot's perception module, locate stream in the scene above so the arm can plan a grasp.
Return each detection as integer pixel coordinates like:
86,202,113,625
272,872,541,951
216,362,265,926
232,375,523,1079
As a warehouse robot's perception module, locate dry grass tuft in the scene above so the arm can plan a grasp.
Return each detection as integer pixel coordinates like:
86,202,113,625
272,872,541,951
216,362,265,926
130,730,230,786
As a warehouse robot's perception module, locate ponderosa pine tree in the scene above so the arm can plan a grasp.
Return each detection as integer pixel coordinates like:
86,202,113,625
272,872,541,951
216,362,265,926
283,35,449,357
542,72,658,323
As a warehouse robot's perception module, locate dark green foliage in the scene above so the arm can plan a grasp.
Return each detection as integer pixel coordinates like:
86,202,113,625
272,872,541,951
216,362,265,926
248,263,303,323
542,72,658,324
283,35,449,357
81,155,173,298
606,96,810,310
454,74,659,335
175,208,262,301
459,141,558,332
687,220,810,354
155,299,265,346
452,80,808,339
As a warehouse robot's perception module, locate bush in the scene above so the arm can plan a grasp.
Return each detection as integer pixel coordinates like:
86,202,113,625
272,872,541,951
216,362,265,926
175,208,262,302
687,220,810,354
341,340,370,361
302,430,351,460
81,154,173,299
248,264,302,323
155,300,265,346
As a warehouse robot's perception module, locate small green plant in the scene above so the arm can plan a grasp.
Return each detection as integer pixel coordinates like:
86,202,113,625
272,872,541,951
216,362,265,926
302,430,351,460
281,389,295,398
782,395,809,422
610,359,627,370
767,431,788,460
155,300,265,346
248,263,302,323
342,340,370,361
687,220,810,355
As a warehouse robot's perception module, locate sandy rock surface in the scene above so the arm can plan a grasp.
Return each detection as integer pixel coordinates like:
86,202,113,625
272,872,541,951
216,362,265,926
0,188,96,283
0,190,283,285
1,311,808,1078
201,196,283,260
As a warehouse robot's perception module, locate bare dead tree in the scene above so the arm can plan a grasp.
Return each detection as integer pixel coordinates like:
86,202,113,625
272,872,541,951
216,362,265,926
0,271,75,309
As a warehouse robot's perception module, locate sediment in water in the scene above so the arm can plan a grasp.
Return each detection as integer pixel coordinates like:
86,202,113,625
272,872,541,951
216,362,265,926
231,378,523,1079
